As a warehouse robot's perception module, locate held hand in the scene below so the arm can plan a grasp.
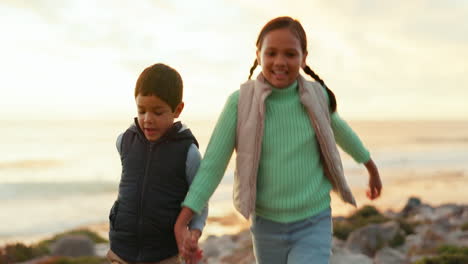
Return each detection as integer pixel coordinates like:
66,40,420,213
174,223,190,259
174,207,197,262
364,159,382,200
184,229,203,264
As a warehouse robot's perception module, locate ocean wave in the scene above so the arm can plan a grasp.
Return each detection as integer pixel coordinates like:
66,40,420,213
0,181,117,200
413,136,468,144
0,159,63,170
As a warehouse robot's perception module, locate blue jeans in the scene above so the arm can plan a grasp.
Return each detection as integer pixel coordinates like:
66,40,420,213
250,207,332,264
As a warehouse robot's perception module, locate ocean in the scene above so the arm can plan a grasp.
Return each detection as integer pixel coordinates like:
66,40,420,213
1,119,468,245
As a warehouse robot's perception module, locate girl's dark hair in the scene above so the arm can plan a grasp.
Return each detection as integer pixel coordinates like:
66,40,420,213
248,16,337,112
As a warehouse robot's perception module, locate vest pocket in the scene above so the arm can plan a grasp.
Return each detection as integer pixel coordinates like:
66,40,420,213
109,200,119,230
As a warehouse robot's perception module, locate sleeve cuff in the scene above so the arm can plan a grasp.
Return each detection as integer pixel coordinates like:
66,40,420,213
182,195,205,215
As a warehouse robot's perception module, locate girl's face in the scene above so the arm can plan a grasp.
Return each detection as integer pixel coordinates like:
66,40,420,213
256,28,307,88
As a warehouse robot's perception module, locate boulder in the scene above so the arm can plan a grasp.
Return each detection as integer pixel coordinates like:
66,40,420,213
330,247,372,264
202,234,237,259
50,234,95,257
345,221,400,257
374,247,408,264
401,197,422,217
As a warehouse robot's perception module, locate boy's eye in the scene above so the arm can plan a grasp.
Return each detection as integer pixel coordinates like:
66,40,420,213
138,111,145,114
155,112,164,116
287,53,296,57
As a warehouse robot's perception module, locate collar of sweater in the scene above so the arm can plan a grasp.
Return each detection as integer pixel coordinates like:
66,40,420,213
268,79,298,101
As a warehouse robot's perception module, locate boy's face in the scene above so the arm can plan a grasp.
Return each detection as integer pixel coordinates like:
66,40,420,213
135,94,184,142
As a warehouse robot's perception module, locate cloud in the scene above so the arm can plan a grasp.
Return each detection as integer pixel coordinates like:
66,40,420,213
0,0,467,120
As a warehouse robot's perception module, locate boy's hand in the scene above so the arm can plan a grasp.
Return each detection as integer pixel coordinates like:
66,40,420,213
174,223,190,258
184,229,203,264
174,207,199,263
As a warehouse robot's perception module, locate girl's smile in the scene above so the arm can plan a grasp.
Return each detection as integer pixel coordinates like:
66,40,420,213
256,28,307,89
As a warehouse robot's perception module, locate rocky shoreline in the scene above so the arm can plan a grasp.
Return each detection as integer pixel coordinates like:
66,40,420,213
1,197,467,264
201,197,468,264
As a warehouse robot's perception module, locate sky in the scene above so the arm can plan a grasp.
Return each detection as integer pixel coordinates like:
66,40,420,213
1,0,467,121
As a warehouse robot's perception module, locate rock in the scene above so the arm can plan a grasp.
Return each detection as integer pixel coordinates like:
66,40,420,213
50,234,95,257
374,247,408,264
409,204,435,222
383,209,399,219
94,243,109,258
402,233,424,255
220,241,255,264
446,230,468,246
201,234,237,259
330,247,372,264
16,256,57,264
332,237,345,248
401,197,422,217
433,204,461,220
345,221,400,257
405,228,445,255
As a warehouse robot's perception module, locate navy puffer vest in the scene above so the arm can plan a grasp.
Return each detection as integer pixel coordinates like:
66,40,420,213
109,120,198,262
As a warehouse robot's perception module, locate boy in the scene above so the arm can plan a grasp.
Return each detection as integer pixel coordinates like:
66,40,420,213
107,63,207,264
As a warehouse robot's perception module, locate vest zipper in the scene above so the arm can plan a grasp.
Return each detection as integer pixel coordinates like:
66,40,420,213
137,142,155,261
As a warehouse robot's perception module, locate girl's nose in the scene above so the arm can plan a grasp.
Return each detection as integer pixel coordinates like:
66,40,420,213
274,55,286,65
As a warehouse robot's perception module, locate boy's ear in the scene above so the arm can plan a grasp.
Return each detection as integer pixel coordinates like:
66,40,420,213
174,102,184,118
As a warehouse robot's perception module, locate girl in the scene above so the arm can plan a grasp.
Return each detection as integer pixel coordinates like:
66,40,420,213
175,16,382,264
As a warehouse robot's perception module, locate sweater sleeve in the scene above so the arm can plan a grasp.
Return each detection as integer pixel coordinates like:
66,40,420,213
182,91,239,213
185,144,208,232
322,86,370,163
116,133,124,156
331,113,371,163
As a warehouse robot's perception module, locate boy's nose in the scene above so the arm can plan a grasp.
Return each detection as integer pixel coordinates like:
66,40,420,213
144,113,155,123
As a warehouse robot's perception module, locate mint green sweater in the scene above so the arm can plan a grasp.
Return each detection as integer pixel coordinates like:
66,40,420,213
183,81,370,222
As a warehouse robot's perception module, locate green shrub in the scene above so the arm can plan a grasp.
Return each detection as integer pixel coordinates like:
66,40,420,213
412,255,468,264
412,246,468,264
389,232,406,248
397,219,418,235
50,256,107,264
333,205,389,240
333,221,354,240
0,242,49,263
461,222,468,231
437,245,468,255
37,229,107,249
0,229,107,264
349,205,382,220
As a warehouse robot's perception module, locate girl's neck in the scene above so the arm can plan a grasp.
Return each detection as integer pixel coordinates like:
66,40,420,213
270,80,298,91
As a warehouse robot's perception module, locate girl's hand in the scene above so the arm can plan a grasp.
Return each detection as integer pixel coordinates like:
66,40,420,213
364,159,382,200
184,230,203,264
174,223,190,259
174,207,197,262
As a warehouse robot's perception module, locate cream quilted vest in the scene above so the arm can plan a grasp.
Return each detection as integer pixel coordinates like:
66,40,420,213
234,73,357,219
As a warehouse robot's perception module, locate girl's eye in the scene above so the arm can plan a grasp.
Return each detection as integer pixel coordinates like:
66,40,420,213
138,111,145,114
287,53,296,57
155,112,164,116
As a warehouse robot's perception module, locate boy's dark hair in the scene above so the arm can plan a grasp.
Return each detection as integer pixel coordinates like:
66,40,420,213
248,16,337,112
134,63,183,112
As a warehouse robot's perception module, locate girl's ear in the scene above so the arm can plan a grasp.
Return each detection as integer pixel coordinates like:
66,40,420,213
256,49,261,66
301,51,308,68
